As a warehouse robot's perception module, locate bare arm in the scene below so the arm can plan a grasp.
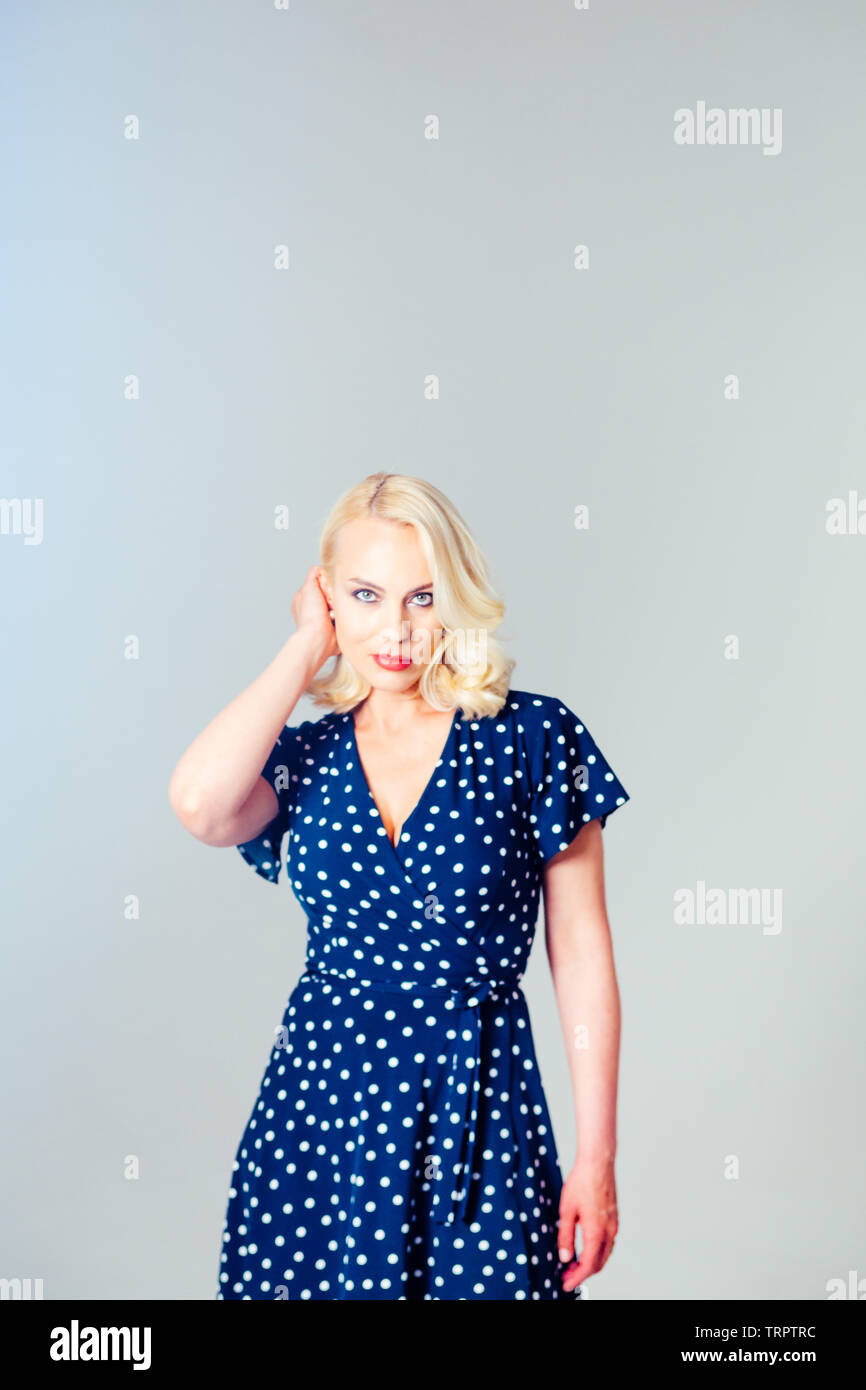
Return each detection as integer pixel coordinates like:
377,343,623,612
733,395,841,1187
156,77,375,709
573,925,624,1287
542,819,621,1293
168,567,336,849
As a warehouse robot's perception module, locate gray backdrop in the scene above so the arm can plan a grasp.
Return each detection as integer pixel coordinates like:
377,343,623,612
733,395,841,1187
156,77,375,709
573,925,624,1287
2,0,864,1300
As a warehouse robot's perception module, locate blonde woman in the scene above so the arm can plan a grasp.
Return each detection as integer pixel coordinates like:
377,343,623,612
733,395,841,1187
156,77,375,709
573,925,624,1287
169,472,630,1301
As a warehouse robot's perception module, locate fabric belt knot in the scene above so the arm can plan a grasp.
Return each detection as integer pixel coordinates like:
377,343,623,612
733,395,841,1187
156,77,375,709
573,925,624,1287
428,977,512,1228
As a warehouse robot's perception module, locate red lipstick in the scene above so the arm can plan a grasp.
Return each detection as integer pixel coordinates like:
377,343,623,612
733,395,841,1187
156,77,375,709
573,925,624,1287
373,653,412,670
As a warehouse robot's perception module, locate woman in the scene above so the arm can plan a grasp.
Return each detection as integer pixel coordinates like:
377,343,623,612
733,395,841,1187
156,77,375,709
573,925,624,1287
169,471,630,1301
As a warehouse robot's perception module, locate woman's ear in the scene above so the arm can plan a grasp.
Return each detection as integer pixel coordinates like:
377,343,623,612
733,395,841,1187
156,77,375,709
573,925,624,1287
316,566,333,608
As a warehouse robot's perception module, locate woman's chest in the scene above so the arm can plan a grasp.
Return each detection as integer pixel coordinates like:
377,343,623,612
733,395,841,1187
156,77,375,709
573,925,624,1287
351,718,456,847
285,720,541,916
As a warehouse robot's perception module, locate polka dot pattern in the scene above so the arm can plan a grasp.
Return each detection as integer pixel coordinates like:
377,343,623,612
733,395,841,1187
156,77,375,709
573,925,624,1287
217,688,629,1300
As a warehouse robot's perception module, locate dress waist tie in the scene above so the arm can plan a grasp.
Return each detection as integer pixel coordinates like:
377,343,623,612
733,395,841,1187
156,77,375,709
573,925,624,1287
428,977,515,1227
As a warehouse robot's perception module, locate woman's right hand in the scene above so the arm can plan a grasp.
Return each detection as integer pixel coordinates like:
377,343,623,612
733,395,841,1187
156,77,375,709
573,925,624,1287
169,564,339,845
292,565,340,668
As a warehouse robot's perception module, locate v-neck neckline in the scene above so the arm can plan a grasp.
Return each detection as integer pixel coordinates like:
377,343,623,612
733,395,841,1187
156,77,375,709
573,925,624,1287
345,704,461,855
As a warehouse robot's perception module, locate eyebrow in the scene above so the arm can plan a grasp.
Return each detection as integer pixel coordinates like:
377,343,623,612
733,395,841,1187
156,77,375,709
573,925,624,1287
346,576,433,596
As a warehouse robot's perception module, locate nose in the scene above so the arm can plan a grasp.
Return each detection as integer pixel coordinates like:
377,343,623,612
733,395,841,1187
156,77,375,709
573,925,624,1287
377,604,411,648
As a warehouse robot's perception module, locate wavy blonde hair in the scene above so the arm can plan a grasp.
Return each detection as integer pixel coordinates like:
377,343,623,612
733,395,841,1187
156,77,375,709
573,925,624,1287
305,472,515,721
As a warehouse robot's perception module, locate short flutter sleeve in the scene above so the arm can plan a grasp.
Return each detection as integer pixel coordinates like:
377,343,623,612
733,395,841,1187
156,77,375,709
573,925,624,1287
526,696,630,866
236,721,306,883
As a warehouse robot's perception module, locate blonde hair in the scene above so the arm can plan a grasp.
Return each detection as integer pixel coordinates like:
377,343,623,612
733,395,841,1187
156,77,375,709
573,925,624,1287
305,472,515,721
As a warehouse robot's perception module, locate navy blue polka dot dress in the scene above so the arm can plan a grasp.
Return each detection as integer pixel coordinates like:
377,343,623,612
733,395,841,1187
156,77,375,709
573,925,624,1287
216,687,629,1300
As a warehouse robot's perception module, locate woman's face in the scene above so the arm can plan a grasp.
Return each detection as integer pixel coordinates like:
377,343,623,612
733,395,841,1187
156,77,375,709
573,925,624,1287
324,517,446,687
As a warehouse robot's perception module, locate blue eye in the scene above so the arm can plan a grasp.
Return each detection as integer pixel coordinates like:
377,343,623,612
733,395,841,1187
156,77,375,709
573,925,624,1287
350,590,434,607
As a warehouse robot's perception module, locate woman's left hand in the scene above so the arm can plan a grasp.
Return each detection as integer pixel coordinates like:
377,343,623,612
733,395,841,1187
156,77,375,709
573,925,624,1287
558,1154,619,1294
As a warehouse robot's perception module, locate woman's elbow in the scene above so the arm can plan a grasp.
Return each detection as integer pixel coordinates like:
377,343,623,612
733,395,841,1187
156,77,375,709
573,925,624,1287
168,770,217,840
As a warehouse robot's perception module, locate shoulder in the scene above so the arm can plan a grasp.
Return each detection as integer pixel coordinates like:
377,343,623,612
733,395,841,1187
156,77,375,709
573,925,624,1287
493,688,577,729
476,690,582,773
273,708,343,758
494,691,592,785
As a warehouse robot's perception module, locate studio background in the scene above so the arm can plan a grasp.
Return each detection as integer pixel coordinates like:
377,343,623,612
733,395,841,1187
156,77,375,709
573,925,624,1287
2,0,864,1299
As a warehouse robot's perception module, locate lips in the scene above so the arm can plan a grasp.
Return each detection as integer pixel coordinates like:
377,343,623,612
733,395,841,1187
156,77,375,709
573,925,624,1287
373,652,412,670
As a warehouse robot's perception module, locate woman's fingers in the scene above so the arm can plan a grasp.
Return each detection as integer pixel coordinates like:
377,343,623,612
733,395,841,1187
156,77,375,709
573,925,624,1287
558,1202,577,1267
566,1226,607,1287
